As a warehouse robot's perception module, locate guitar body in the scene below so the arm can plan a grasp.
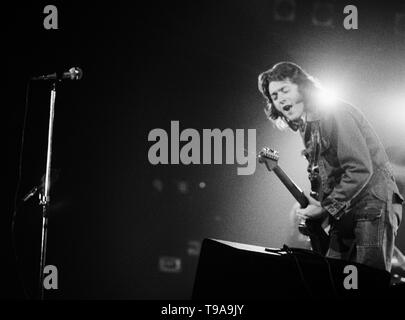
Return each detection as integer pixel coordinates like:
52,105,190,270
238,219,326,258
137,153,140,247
299,219,329,255
258,147,330,256
297,191,330,255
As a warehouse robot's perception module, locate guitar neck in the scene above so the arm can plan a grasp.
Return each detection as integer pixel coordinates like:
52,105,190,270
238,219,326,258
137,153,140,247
272,166,309,208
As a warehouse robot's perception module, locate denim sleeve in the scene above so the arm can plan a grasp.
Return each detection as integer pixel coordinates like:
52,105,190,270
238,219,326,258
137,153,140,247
321,108,373,219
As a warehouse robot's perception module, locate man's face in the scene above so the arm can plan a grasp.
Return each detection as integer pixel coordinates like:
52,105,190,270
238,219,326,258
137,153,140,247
268,79,305,121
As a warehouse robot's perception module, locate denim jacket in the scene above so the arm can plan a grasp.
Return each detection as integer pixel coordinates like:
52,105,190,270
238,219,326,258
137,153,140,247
299,101,403,222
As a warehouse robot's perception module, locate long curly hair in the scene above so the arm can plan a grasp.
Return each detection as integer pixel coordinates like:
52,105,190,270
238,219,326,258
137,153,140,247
258,62,319,131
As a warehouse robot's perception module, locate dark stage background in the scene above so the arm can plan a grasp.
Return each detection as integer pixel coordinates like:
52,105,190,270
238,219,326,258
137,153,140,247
4,0,405,299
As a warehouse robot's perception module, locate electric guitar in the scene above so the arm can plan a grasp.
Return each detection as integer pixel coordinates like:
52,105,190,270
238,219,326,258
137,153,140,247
258,147,330,255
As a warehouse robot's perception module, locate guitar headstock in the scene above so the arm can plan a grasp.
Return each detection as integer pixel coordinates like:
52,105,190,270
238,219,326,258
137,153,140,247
258,147,279,171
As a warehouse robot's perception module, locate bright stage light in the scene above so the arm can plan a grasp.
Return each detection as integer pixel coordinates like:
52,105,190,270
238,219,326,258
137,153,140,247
314,86,338,109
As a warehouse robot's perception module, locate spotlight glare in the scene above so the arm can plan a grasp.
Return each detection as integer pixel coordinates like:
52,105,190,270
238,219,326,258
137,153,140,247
315,88,338,108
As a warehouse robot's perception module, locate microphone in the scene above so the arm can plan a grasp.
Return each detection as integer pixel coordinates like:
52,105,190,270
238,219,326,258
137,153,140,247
32,67,83,81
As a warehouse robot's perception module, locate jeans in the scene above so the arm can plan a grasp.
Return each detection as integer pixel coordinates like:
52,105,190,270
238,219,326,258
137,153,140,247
326,193,402,272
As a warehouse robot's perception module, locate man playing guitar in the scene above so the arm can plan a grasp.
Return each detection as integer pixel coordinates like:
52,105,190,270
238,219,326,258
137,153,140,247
257,62,403,272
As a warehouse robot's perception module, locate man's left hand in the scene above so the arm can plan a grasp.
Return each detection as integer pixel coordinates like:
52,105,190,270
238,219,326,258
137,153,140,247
296,192,328,221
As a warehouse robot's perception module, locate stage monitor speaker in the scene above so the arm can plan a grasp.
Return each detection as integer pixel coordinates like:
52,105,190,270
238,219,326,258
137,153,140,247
192,238,391,300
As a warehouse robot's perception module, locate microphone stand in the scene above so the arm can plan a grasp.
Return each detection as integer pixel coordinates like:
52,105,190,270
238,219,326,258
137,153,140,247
38,81,57,300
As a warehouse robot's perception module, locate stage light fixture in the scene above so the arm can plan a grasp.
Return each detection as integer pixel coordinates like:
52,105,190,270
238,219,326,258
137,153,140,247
187,240,201,256
312,1,335,27
273,0,296,22
177,180,189,194
158,256,182,273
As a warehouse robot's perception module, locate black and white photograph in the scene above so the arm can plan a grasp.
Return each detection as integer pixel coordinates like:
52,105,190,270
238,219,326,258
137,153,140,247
4,0,405,309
